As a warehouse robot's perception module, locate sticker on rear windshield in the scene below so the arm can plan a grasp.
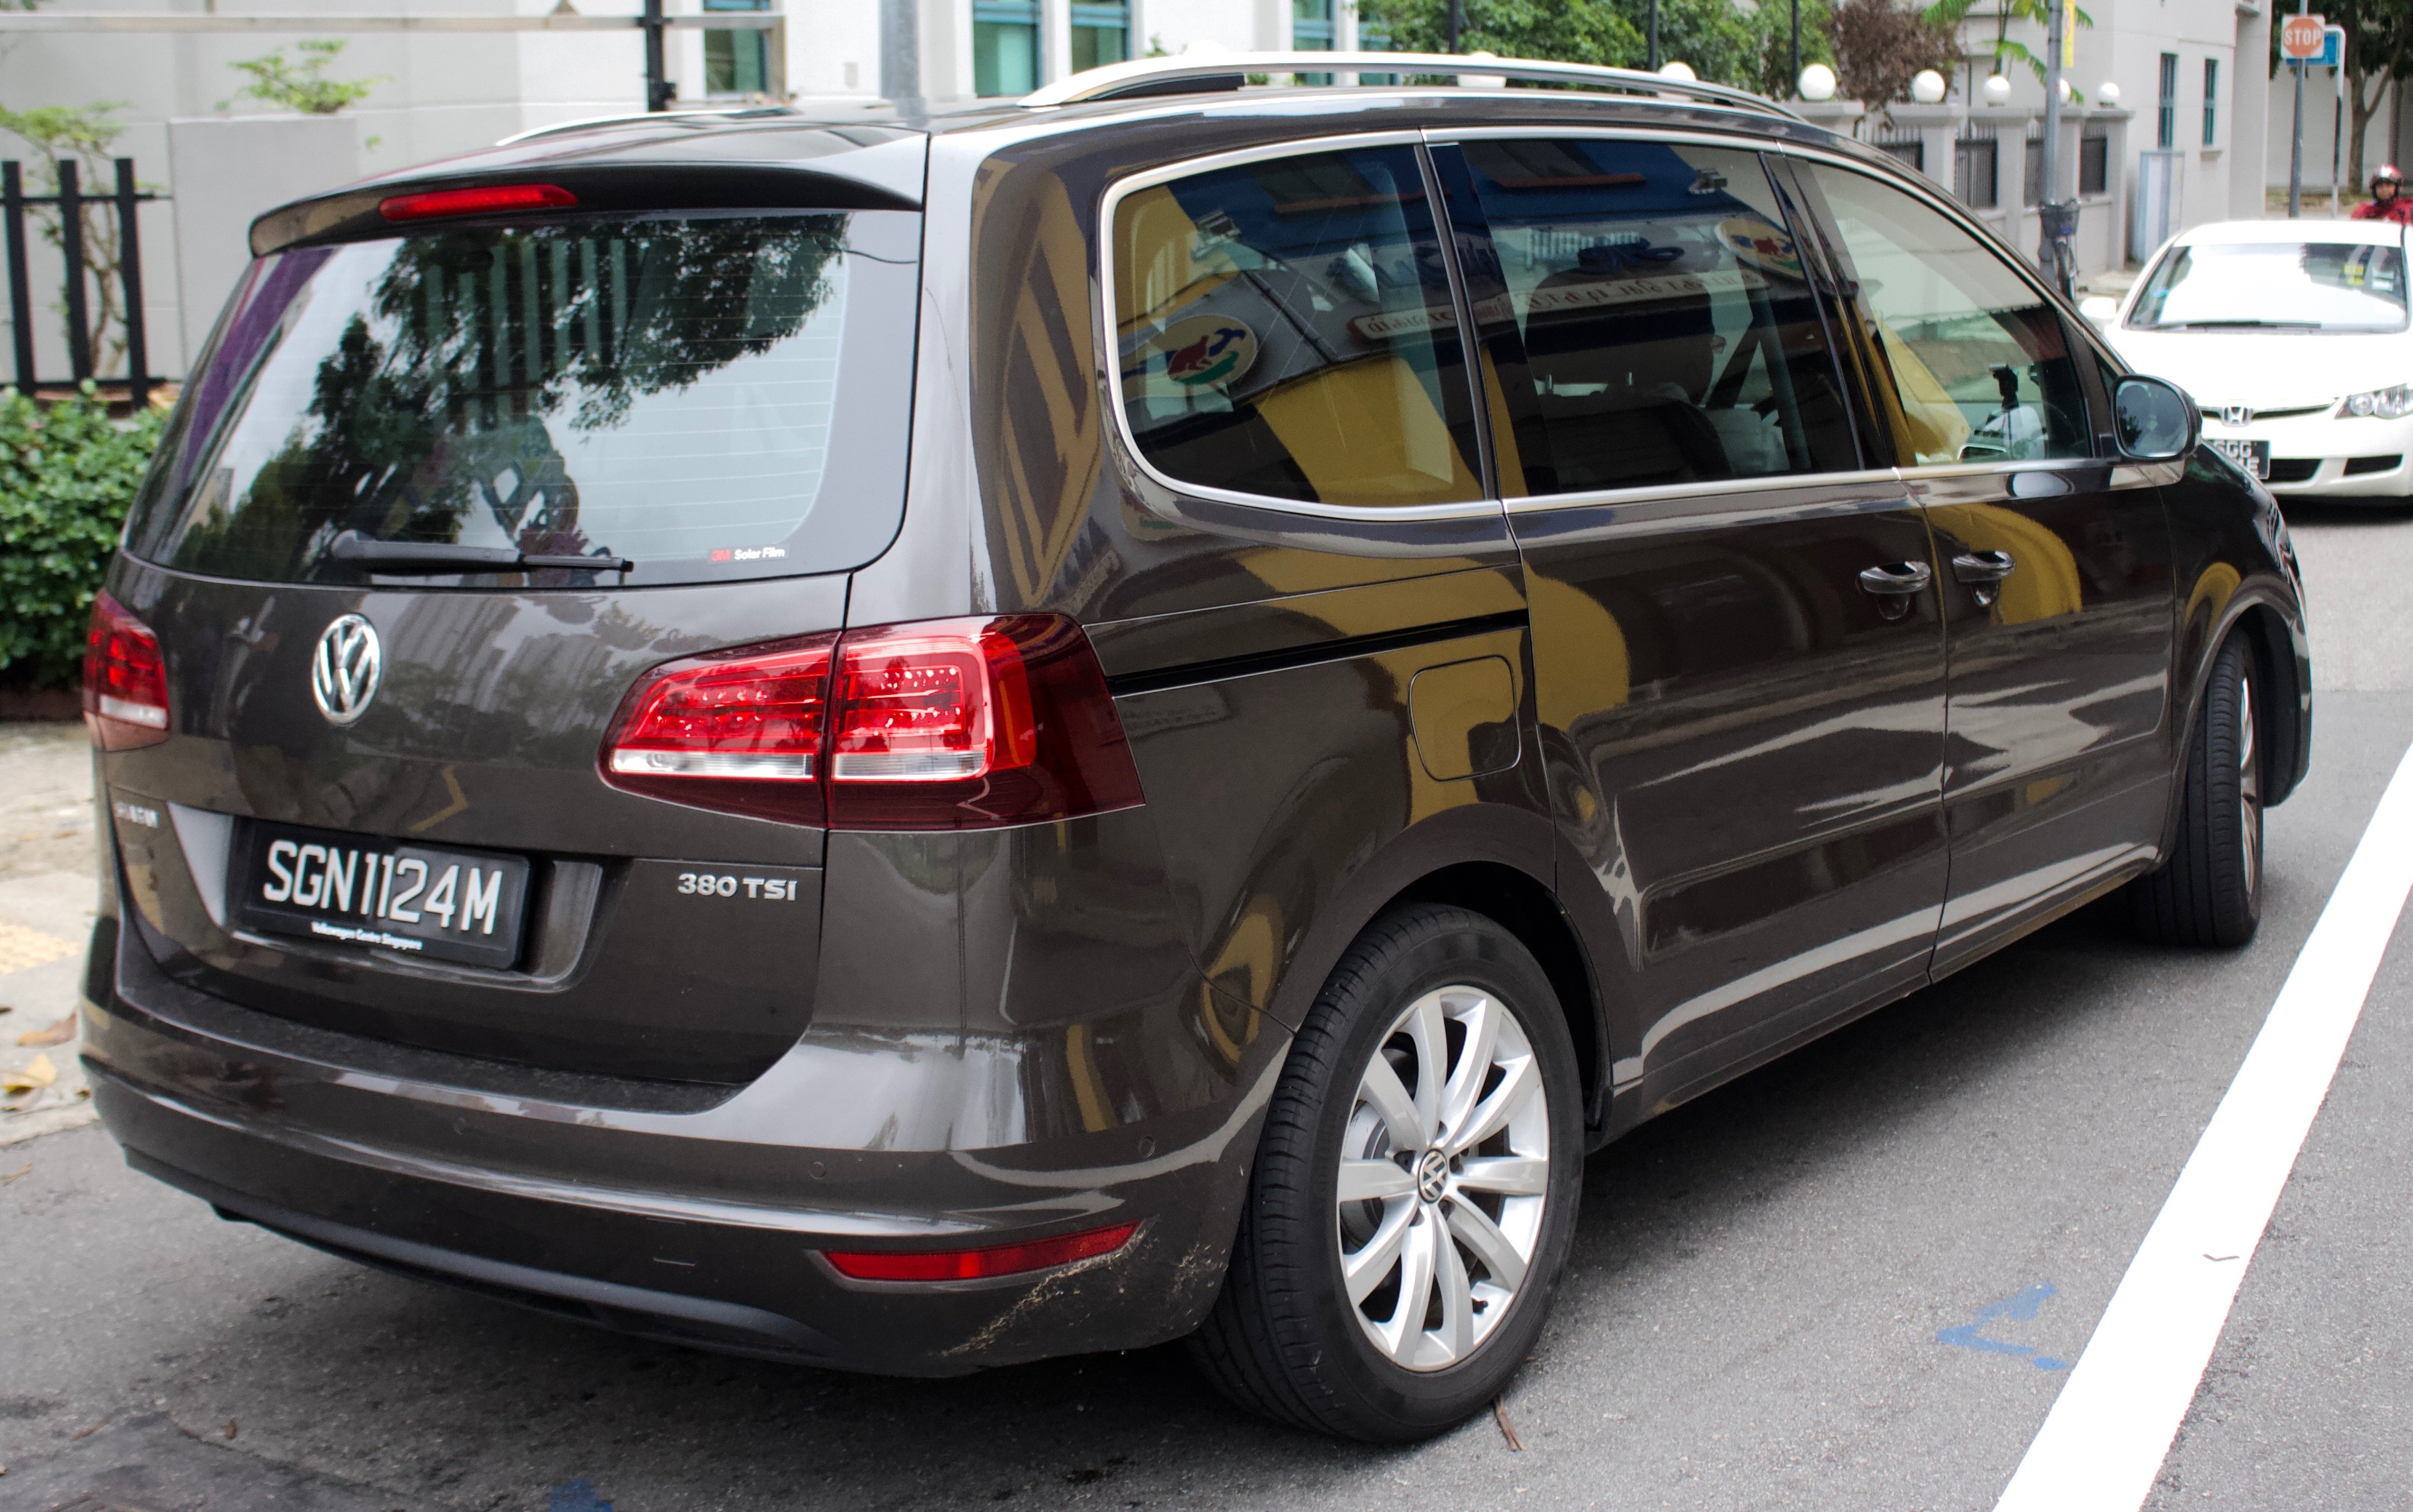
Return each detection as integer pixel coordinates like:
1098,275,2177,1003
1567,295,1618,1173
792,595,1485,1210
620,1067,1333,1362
1133,314,1258,392
710,545,789,564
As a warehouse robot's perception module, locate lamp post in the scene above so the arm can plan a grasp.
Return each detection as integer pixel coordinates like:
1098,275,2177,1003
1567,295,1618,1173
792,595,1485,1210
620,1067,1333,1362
1447,0,1462,53
2037,0,2065,282
1790,0,1800,98
1647,0,1659,71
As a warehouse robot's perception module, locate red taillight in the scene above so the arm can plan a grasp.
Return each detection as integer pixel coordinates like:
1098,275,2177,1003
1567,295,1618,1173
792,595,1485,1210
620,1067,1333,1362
822,1222,1138,1282
601,633,837,826
82,590,169,751
600,614,1144,831
378,183,577,222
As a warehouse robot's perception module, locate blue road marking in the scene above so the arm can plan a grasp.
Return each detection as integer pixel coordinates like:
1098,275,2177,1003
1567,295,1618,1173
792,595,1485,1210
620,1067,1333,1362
1935,1283,2070,1371
549,1481,615,1512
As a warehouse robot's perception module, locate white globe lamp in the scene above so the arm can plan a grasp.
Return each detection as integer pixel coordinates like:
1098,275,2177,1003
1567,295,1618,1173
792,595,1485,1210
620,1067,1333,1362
2057,76,2073,104
1981,72,2012,105
1799,63,1837,102
1911,69,1947,104
2099,81,2122,105
1659,61,1696,82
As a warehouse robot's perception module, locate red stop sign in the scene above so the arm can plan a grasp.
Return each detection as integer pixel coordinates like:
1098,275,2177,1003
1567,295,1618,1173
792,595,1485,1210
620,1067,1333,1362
2281,13,2328,60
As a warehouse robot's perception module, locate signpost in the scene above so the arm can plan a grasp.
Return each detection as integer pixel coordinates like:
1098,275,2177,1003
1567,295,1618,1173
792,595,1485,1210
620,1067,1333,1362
2283,10,2328,218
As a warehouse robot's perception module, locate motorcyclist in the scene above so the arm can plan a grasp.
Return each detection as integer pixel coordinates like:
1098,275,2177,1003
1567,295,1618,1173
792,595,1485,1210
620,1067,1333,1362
2353,165,2413,222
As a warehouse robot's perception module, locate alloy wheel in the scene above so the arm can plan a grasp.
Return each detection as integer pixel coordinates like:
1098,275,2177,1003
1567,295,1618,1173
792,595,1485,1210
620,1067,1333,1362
1335,985,1551,1372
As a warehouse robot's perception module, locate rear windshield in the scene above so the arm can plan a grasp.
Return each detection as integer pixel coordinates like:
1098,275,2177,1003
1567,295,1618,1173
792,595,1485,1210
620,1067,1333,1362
2127,239,2410,332
124,210,920,586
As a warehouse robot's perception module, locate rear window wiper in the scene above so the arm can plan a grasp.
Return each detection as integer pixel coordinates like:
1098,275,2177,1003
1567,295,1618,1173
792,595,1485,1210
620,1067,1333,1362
327,531,633,575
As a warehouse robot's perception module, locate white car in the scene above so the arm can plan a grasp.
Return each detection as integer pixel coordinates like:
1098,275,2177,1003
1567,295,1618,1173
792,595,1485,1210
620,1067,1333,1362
2087,217,2413,499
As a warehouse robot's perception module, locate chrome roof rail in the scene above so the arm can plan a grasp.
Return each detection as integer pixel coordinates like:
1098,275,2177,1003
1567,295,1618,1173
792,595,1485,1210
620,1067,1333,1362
1019,52,1803,123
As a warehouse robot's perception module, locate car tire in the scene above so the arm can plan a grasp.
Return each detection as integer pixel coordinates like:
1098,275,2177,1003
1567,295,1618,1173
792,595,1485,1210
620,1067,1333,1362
1189,903,1584,1442
2129,634,2263,947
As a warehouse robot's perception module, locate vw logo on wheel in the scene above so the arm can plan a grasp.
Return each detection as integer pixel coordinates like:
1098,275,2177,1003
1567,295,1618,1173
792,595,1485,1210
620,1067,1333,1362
311,614,383,726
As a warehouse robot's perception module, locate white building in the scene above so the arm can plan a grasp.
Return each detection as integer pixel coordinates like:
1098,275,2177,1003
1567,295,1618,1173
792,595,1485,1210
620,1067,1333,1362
0,0,2383,384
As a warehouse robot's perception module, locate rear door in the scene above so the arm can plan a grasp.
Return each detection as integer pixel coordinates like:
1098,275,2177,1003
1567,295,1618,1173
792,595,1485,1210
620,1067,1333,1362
1789,160,2175,971
1431,133,1951,1103
100,193,923,1082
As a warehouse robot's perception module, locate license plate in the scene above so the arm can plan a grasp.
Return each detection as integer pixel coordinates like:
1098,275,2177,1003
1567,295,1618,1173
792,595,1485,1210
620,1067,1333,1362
233,821,531,969
2207,436,2271,479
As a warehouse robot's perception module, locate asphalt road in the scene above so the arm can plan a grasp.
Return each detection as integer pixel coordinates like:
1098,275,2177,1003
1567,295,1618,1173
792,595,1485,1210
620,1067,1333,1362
4,498,2412,1512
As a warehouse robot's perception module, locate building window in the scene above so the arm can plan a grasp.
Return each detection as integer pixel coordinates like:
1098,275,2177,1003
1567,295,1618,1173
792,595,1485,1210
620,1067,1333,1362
1360,20,1395,85
1293,0,1334,84
1955,132,1999,208
702,0,770,98
2203,58,2219,147
974,0,1040,96
2080,132,2108,194
2157,52,2178,150
1071,2,1129,73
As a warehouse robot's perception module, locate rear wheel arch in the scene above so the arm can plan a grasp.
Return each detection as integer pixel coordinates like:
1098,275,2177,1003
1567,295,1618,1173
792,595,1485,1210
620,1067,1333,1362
1388,862,1605,1133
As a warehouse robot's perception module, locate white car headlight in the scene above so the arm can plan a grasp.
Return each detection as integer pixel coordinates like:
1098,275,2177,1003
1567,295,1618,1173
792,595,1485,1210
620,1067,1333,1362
2341,383,2413,418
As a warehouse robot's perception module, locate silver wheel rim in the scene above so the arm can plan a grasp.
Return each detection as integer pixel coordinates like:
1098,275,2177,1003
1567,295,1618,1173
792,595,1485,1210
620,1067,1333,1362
1335,985,1551,1373
2239,674,2261,898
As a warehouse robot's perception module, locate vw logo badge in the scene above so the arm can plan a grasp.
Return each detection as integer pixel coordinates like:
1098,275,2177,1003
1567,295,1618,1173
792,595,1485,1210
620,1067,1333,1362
311,614,383,726
2222,406,2251,427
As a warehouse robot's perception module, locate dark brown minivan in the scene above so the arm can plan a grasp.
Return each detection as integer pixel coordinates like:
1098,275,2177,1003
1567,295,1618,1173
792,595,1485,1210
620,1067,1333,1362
77,53,2309,1442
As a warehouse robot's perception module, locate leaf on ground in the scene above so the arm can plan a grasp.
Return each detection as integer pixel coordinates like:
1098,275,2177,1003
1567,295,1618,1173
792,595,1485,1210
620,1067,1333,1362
16,1017,73,1047
0,1054,56,1094
223,1419,237,1440
0,1163,29,1184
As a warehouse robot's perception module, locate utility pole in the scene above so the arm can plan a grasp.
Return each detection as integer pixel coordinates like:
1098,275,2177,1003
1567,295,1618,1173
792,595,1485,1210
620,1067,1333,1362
2038,0,2064,273
641,0,671,112
2289,0,2308,216
1790,0,1801,98
1647,0,1660,71
1446,0,1461,52
881,0,924,117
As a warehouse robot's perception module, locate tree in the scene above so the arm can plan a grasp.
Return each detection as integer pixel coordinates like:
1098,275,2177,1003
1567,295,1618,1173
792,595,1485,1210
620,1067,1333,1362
219,40,387,115
0,103,137,377
1354,0,1832,95
1921,0,2094,98
1828,0,1959,109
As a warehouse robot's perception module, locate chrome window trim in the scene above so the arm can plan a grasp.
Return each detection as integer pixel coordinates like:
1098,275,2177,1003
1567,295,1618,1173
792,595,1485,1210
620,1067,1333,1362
1895,458,2101,482
1097,131,1507,525
1502,469,1903,517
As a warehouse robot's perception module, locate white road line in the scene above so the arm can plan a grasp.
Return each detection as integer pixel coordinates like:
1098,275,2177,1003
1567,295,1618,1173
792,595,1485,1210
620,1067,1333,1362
1994,741,2413,1512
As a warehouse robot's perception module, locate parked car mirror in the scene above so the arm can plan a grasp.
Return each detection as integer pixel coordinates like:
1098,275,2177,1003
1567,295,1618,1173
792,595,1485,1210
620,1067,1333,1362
2078,294,2119,329
2114,374,2197,461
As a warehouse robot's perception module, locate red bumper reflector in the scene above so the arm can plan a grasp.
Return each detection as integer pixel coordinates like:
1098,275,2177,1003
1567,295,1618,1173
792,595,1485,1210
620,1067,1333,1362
379,183,578,222
822,1222,1139,1282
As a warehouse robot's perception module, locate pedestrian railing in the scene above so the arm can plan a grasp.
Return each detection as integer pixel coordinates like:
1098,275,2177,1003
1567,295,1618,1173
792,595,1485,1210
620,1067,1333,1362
1,156,158,407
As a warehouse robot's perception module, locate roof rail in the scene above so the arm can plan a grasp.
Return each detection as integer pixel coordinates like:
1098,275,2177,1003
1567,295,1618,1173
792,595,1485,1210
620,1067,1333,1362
495,104,804,148
1019,52,1803,123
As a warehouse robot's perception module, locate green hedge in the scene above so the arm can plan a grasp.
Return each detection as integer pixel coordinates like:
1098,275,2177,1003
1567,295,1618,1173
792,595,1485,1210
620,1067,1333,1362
0,384,165,692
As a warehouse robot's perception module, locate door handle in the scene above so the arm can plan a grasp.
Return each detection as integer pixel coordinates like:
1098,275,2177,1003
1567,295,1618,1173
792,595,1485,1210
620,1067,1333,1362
1951,550,2017,583
1857,561,1933,595
1951,550,2016,607
1858,560,1932,620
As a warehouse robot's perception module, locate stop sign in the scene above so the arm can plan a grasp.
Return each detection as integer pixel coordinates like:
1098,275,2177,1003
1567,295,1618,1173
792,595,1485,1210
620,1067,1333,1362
2281,13,2328,60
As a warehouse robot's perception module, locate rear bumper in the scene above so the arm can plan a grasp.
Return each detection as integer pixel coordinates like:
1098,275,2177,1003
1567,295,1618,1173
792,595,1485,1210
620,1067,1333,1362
83,919,1284,1376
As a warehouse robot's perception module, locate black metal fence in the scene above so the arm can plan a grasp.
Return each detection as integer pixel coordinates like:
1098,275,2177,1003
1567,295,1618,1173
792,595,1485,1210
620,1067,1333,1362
1,156,157,407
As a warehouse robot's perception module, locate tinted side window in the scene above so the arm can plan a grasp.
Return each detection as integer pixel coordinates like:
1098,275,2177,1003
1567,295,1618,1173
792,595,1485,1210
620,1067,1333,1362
1802,163,2089,467
1449,139,1857,497
1111,145,1483,508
